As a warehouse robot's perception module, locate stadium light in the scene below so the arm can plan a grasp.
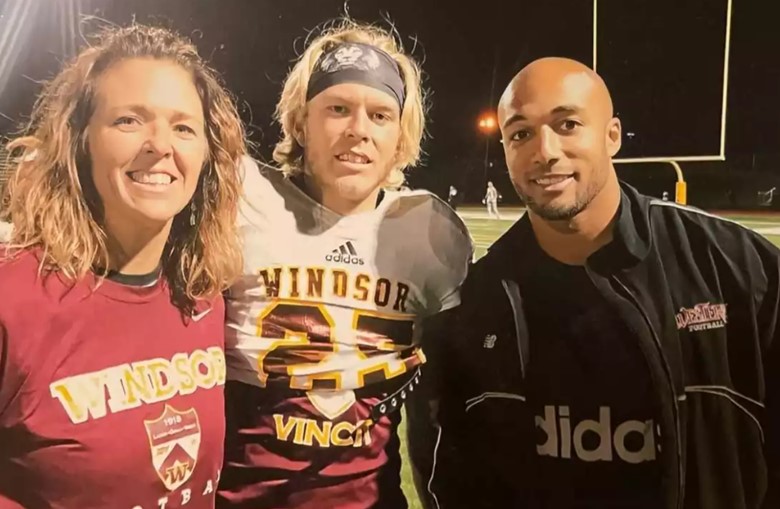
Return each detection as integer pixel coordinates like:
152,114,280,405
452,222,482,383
0,0,40,97
477,113,499,186
478,114,497,133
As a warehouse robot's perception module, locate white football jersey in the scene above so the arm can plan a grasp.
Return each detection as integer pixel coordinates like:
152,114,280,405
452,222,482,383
225,158,472,393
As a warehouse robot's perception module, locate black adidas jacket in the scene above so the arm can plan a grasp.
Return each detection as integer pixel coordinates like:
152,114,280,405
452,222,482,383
408,183,780,509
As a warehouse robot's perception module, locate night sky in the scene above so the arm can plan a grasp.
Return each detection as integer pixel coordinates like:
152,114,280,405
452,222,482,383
1,0,778,205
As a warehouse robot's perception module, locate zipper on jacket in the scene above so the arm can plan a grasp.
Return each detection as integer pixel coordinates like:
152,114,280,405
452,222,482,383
501,279,528,379
612,275,684,509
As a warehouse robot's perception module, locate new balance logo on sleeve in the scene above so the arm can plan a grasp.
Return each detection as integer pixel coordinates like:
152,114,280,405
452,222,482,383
483,334,497,349
325,241,365,265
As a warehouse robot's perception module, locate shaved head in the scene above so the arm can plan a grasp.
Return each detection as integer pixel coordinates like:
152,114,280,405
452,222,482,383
499,57,614,125
497,57,621,222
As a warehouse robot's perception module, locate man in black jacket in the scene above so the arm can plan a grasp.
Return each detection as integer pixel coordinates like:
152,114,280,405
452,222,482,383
410,57,779,508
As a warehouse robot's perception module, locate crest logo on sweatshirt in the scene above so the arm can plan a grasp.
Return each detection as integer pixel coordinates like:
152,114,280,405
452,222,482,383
144,405,201,491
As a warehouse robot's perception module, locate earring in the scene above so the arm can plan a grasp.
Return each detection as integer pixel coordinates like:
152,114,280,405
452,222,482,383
189,200,197,226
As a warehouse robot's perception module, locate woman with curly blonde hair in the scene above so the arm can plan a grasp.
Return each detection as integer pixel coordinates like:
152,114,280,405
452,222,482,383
0,23,245,508
220,18,472,509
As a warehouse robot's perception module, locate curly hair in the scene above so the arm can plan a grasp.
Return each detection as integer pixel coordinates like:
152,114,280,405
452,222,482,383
272,18,427,188
1,23,246,311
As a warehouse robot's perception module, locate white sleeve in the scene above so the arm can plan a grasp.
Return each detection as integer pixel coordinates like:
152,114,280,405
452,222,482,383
236,156,284,228
0,222,12,243
423,198,474,314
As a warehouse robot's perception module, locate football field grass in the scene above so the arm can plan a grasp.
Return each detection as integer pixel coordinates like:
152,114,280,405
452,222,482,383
398,206,780,509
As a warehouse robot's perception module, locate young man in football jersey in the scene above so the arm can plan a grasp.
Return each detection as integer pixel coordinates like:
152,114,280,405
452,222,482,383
217,20,472,509
0,24,246,508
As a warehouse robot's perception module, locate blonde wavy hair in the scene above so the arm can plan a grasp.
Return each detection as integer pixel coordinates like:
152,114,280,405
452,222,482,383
272,19,426,188
1,23,246,312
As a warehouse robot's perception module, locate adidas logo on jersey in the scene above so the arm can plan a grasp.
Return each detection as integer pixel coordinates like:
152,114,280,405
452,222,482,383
325,241,365,265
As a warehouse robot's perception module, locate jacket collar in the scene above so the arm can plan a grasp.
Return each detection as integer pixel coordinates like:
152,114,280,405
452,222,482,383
484,181,653,275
